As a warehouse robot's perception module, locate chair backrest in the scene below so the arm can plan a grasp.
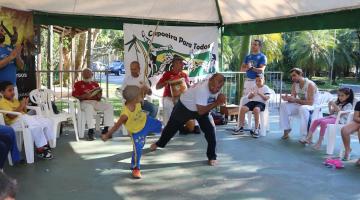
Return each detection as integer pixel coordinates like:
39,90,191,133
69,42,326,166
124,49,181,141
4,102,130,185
315,91,334,105
29,89,56,116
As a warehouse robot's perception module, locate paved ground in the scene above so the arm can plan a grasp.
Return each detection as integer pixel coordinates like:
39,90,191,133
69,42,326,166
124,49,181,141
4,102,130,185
4,114,360,200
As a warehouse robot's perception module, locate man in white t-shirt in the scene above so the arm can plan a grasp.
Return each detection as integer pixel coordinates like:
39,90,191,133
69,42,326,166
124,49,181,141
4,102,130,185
150,73,226,166
121,61,158,118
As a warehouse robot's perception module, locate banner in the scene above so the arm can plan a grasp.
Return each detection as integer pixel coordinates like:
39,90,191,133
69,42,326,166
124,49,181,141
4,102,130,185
0,7,37,99
124,23,218,95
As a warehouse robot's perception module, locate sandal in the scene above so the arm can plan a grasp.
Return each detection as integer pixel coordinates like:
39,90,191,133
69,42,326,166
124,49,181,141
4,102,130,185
342,152,351,161
299,139,310,144
281,134,289,140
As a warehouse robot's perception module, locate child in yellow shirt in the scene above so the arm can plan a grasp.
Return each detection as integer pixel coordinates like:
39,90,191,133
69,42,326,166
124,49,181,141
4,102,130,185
102,85,162,179
0,81,55,160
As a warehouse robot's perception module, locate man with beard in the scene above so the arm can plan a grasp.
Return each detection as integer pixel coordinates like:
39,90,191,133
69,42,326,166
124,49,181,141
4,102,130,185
279,68,319,140
72,68,114,140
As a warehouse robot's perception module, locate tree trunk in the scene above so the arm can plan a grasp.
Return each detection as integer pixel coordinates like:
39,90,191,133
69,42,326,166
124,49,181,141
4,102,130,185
75,33,87,80
237,36,251,103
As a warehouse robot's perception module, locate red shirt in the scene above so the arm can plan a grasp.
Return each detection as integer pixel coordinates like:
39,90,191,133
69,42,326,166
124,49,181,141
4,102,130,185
158,71,189,97
72,81,100,97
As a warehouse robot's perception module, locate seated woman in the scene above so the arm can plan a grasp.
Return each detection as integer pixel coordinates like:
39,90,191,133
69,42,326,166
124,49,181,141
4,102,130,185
341,100,360,164
0,125,20,171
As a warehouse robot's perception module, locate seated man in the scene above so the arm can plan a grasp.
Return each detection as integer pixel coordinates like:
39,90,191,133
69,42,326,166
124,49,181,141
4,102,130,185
72,68,114,141
279,68,318,140
121,61,158,118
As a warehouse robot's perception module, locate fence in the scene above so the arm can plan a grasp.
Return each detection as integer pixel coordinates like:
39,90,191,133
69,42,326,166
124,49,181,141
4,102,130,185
219,71,283,109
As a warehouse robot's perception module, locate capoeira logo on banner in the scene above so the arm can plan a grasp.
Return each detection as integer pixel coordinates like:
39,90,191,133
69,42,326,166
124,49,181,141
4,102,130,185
124,24,218,86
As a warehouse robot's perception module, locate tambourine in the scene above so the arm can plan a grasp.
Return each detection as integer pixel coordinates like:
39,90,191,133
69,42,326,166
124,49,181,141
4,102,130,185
169,78,187,97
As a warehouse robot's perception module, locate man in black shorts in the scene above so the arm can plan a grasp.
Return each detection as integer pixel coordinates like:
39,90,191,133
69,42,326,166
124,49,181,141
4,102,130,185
234,74,271,138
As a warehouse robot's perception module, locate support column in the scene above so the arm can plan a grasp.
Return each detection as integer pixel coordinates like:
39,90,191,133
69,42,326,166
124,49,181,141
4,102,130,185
86,28,92,69
47,25,53,89
237,35,251,101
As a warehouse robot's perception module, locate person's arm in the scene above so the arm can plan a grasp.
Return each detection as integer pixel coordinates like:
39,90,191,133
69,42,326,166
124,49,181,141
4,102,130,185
0,48,17,69
196,93,226,115
293,84,315,105
353,111,360,123
156,74,168,90
15,54,24,70
102,115,128,141
250,64,266,73
258,91,270,101
282,84,296,102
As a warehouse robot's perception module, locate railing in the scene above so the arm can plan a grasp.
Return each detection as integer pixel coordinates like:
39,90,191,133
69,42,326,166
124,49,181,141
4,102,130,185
36,70,111,98
219,71,283,109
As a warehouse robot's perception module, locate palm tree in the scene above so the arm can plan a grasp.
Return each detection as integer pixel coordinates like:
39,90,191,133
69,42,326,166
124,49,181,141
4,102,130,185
289,30,335,78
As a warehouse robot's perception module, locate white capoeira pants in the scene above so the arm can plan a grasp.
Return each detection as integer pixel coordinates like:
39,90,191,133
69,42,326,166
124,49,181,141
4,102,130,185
279,102,314,137
163,97,175,125
11,115,55,148
80,100,114,129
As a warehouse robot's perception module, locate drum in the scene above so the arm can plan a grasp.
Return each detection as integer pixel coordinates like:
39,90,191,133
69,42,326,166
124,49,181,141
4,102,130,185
169,78,187,97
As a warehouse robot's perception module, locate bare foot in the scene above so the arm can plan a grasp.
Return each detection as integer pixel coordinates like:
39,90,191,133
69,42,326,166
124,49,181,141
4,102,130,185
208,160,217,166
150,143,158,151
342,148,352,161
312,143,321,150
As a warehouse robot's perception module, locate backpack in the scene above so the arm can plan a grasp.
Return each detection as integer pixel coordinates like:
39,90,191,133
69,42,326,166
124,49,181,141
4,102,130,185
211,111,227,125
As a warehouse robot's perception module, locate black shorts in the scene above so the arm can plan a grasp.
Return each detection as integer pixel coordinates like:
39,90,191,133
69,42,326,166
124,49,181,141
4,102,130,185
244,101,266,111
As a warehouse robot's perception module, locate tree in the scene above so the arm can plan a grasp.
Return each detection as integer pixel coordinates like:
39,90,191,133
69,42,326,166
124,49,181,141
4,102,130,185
289,30,335,78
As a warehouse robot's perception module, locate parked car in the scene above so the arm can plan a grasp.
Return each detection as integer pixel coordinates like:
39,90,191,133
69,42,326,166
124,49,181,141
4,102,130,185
109,61,125,75
91,61,106,71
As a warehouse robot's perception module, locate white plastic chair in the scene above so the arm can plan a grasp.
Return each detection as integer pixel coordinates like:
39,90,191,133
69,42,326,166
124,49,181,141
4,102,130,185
73,98,104,138
324,99,359,155
325,111,354,155
0,111,36,164
291,91,334,138
238,89,275,136
29,88,79,147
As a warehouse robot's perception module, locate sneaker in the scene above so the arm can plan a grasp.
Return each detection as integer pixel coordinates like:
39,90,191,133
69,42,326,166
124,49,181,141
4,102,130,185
193,126,201,134
88,129,95,141
251,129,260,138
232,126,245,135
37,150,53,160
132,168,141,179
44,145,52,153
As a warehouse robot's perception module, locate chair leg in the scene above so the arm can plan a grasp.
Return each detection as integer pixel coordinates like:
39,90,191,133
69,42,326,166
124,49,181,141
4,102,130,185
8,153,13,166
326,125,336,155
23,129,34,164
246,112,252,129
260,112,266,136
72,115,80,142
49,137,57,148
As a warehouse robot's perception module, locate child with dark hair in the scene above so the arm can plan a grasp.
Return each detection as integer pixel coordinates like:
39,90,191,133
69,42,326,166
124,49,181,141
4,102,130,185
0,81,55,160
101,85,162,179
301,88,354,149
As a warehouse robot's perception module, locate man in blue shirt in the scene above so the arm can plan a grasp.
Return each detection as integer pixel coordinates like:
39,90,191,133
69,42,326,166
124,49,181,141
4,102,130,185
0,31,24,98
240,39,267,95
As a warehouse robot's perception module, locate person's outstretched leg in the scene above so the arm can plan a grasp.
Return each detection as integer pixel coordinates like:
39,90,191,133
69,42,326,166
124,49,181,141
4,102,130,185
197,114,217,165
341,122,360,160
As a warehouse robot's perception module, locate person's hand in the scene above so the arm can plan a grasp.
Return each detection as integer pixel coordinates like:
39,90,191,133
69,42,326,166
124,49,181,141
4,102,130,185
287,96,296,103
101,133,109,141
281,94,289,101
216,94,226,105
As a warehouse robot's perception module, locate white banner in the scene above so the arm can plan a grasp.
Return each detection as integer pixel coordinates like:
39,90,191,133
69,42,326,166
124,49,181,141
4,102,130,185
124,23,218,96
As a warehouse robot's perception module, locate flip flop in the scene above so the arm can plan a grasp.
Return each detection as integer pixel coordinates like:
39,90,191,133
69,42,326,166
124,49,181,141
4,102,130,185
299,139,309,144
